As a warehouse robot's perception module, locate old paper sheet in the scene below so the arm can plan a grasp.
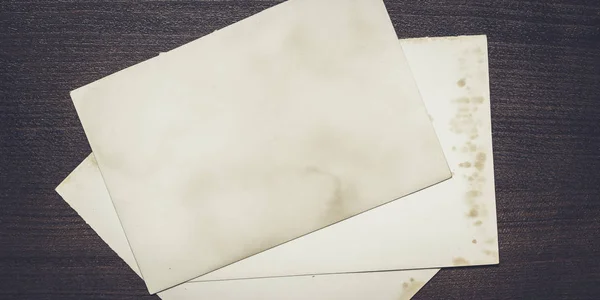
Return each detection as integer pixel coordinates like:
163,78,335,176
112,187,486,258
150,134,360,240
70,0,449,292
58,35,495,299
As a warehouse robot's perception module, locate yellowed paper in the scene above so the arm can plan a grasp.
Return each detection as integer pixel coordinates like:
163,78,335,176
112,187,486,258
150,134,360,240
59,35,495,299
70,0,449,293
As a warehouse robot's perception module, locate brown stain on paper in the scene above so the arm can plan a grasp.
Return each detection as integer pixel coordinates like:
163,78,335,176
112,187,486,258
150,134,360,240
447,46,496,267
466,190,481,197
449,89,490,226
469,143,477,152
398,278,427,300
304,166,355,223
448,78,494,269
468,207,479,218
472,96,485,104
453,97,470,104
452,257,470,266
459,162,472,168
483,249,500,262
474,152,487,171
183,125,367,263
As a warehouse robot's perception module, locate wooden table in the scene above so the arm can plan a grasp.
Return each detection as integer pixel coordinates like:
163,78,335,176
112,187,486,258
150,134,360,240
1,1,599,299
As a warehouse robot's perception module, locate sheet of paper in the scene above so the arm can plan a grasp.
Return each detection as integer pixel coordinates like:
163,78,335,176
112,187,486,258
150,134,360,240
57,35,495,299
69,0,449,292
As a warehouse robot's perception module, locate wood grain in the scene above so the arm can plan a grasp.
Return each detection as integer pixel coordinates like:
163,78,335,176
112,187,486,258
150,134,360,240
1,0,599,299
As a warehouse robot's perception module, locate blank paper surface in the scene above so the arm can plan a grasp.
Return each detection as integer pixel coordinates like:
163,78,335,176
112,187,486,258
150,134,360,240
70,0,449,292
58,35,495,299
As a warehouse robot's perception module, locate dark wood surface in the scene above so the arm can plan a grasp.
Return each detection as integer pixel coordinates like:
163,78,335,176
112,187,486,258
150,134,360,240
1,0,599,299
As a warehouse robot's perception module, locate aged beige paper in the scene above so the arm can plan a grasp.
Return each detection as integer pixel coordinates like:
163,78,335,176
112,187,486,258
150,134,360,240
59,35,494,299
70,0,449,293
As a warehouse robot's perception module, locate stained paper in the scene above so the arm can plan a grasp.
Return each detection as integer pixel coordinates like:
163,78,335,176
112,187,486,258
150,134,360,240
58,35,496,299
70,0,449,292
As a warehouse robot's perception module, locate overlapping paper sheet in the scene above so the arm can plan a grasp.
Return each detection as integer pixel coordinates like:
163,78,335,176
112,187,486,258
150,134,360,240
69,0,450,292
57,35,497,299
